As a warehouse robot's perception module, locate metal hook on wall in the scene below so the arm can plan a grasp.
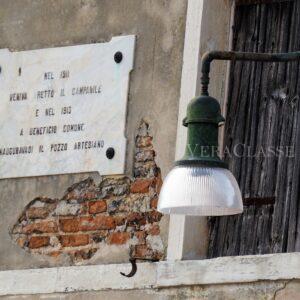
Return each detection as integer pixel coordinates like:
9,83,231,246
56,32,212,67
120,257,159,278
120,258,137,277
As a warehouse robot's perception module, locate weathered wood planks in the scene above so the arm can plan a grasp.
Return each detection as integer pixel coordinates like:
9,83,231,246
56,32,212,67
208,1,300,257
237,0,293,5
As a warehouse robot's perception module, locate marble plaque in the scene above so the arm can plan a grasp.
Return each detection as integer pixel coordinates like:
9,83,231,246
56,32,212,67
0,35,135,179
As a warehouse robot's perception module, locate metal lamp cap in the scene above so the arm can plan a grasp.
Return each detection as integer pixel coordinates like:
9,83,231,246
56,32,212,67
183,95,225,126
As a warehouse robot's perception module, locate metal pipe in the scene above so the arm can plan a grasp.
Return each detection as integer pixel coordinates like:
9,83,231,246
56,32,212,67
201,50,300,95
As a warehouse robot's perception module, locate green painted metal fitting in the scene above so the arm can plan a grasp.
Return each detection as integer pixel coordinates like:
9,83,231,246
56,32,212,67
176,95,227,169
183,95,225,126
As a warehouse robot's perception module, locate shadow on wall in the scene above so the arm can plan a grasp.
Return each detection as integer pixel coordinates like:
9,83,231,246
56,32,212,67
10,120,164,265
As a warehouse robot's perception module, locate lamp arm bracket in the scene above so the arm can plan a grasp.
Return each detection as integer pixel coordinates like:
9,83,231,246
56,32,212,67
201,50,300,96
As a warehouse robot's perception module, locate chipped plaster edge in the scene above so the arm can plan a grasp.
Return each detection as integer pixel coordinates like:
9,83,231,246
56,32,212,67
1,252,300,296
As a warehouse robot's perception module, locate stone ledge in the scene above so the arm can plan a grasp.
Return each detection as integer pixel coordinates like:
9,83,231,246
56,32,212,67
1,253,300,296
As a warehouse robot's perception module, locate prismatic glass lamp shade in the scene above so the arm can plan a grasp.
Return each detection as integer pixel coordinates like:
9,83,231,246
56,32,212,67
157,165,243,216
157,94,243,216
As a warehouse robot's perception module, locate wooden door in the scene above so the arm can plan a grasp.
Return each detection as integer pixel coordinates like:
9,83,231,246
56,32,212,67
208,0,300,257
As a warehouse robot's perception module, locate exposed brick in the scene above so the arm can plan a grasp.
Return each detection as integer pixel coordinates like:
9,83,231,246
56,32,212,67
135,150,155,162
63,190,79,201
28,236,50,249
150,198,158,209
26,207,49,219
81,191,97,200
130,179,153,193
114,216,126,226
107,199,124,213
112,184,129,196
146,211,163,223
22,221,58,234
59,218,80,233
63,178,95,200
80,203,89,214
92,231,108,243
70,248,97,261
11,120,165,263
135,231,146,244
63,180,97,202
108,232,130,245
55,201,81,216
59,216,116,232
147,224,160,235
127,212,146,226
50,236,60,247
100,180,129,197
59,234,90,247
48,251,61,258
152,251,164,261
65,191,98,203
88,200,107,214
78,216,115,231
137,120,149,136
134,161,158,178
133,244,149,258
133,244,163,260
100,177,128,187
47,203,58,213
16,237,27,248
136,136,153,148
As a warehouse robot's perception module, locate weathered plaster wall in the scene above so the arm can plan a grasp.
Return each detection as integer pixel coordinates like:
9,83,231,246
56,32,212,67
0,0,187,270
1,280,298,300
10,121,165,265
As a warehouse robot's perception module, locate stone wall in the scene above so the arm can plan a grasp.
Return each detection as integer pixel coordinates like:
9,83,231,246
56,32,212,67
10,121,165,265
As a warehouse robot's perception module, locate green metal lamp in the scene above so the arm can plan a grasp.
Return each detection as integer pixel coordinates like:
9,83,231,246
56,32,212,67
158,50,300,216
157,93,243,216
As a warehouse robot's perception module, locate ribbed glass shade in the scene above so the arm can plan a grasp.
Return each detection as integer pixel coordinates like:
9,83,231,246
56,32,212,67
158,166,243,216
